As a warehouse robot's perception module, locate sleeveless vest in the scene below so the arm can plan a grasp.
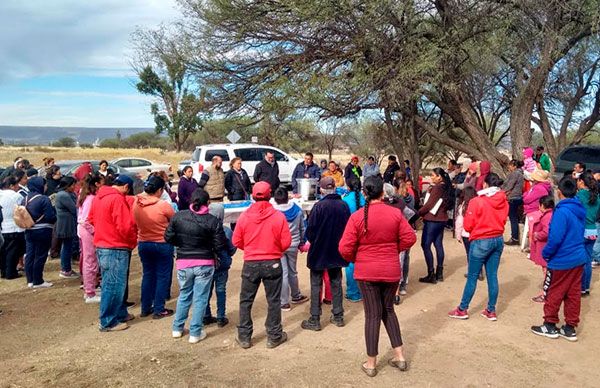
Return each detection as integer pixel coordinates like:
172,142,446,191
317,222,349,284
205,166,225,200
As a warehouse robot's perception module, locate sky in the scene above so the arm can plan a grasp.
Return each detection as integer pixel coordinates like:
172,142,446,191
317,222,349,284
0,0,180,127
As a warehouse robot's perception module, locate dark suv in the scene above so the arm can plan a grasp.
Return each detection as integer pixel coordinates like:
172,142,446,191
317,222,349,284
555,145,600,179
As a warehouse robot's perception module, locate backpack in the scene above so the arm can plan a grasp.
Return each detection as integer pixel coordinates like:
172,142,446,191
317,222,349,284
14,194,42,229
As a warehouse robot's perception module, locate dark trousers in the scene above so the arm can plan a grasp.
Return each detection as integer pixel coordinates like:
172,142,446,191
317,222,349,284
24,228,53,285
50,225,62,258
421,221,446,272
508,199,522,241
357,281,403,357
1,233,26,279
309,267,343,318
543,265,583,327
205,269,230,319
238,260,283,341
138,242,174,315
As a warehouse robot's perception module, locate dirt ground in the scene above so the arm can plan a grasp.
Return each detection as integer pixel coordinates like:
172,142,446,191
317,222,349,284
1,228,599,388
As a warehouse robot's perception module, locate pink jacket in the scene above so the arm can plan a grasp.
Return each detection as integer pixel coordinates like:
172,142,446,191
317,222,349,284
523,181,551,214
454,203,470,240
530,209,552,267
522,148,536,173
77,194,95,236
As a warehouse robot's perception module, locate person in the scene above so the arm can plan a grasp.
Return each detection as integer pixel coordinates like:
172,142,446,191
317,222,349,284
530,196,555,303
45,166,62,196
475,160,491,191
383,155,401,184
15,170,29,199
534,146,552,172
291,152,321,194
342,176,366,303
363,156,380,178
502,160,525,245
521,169,552,250
253,150,280,191
344,156,362,181
445,160,459,230
454,162,478,191
572,162,586,179
576,172,599,296
522,148,537,178
165,188,225,343
531,177,587,341
224,157,251,201
301,177,351,331
55,177,79,279
272,187,309,311
454,187,482,280
77,173,104,303
447,160,459,180
404,160,412,180
321,161,344,187
199,155,225,202
406,178,420,209
232,182,291,349
24,177,57,288
89,175,137,332
448,173,508,321
203,203,237,327
0,157,23,181
0,176,25,280
177,166,198,212
98,160,110,177
133,175,176,319
42,157,55,169
319,159,328,176
417,168,452,283
594,170,600,267
339,176,417,377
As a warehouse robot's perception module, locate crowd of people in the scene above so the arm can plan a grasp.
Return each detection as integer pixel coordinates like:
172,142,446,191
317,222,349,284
0,147,599,376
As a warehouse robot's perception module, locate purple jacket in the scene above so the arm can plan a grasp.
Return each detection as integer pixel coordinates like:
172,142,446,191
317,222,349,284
177,176,198,212
523,181,552,215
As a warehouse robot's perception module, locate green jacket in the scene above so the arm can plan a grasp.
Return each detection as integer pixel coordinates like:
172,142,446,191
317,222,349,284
576,189,600,230
538,153,552,172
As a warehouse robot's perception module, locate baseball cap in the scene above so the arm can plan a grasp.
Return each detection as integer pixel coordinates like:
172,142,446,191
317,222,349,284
320,176,335,190
144,175,165,193
252,181,272,200
113,174,134,187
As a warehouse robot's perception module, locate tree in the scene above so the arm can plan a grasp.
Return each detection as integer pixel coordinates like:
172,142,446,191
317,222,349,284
54,137,76,147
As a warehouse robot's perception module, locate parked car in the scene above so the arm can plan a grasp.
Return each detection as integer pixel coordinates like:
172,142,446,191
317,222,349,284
189,144,300,184
55,160,144,194
177,160,192,176
111,157,172,177
554,145,600,180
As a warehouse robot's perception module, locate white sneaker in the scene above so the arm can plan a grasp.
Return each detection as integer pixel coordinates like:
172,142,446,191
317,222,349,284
27,283,33,288
399,289,407,296
84,295,101,304
189,331,207,344
33,281,53,289
172,331,183,338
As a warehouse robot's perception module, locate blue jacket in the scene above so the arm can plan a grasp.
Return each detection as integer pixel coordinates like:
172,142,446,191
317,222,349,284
216,226,236,272
542,197,587,270
291,162,321,193
342,191,366,214
26,177,56,229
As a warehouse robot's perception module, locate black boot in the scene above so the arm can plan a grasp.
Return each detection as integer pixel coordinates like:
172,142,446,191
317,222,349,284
419,271,437,284
436,266,444,282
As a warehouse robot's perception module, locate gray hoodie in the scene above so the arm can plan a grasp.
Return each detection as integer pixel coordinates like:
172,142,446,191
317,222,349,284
272,201,305,248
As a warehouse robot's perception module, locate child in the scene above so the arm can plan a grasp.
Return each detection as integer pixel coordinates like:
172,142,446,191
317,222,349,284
529,196,554,303
576,172,599,295
455,187,483,280
531,177,587,342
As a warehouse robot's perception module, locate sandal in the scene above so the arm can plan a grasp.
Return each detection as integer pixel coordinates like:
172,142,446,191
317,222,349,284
388,358,409,371
531,295,545,303
361,363,377,377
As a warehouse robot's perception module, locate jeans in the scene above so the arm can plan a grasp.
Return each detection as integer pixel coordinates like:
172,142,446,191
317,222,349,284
310,267,343,318
172,265,215,337
594,223,600,263
59,236,74,273
238,260,283,341
280,248,302,305
345,263,362,301
508,198,522,241
97,248,131,329
399,250,410,289
138,242,174,315
421,221,446,272
205,269,229,319
24,228,53,285
582,238,595,292
0,232,25,279
459,236,504,312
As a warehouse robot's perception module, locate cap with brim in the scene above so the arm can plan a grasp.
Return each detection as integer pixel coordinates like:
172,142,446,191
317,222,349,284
113,174,134,187
320,177,335,190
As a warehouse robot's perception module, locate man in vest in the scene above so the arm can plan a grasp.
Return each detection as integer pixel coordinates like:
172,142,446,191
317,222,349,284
199,156,226,202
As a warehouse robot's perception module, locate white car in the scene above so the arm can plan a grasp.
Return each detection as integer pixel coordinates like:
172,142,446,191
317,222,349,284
190,144,300,184
111,158,172,177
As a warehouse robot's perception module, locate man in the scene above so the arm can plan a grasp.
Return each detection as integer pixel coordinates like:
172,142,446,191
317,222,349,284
89,175,137,332
344,156,362,181
383,155,401,184
363,156,380,178
232,181,291,349
534,146,552,172
301,177,351,331
199,155,225,201
254,151,280,191
572,162,586,179
321,161,344,187
291,152,321,194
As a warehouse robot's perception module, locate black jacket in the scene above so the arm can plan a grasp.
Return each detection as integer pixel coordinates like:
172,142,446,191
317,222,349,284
383,162,400,183
164,210,226,260
344,164,362,180
253,160,280,190
224,169,251,201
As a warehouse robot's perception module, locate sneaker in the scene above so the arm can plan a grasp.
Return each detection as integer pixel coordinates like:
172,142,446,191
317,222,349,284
322,299,332,305
266,332,288,349
172,330,183,338
189,331,207,344
153,309,174,320
99,322,129,332
399,288,407,296
481,309,497,321
301,317,322,331
217,317,229,328
84,295,101,304
592,261,600,268
32,281,53,289
236,335,252,349
27,283,33,288
559,325,578,342
281,304,292,312
203,316,218,325
59,271,80,279
448,307,469,319
291,295,309,304
345,296,362,303
330,315,345,327
581,290,590,297
531,323,559,339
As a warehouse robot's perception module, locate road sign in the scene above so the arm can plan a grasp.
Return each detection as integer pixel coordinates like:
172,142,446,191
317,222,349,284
227,130,241,144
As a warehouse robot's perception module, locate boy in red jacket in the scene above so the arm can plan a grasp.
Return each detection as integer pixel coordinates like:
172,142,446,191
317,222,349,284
232,182,291,349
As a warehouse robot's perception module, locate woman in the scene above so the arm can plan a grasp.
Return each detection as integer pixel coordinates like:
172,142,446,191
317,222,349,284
339,176,417,377
418,168,452,283
521,169,552,250
98,160,110,177
0,176,26,280
24,177,57,288
342,176,366,303
321,161,344,187
45,165,62,196
78,173,104,303
449,173,508,321
177,166,198,212
502,160,525,245
55,177,79,278
133,175,176,318
475,160,491,191
224,157,251,201
165,188,226,343
577,172,600,296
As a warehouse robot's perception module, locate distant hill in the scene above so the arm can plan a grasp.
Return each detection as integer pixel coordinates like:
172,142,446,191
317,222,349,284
0,126,153,145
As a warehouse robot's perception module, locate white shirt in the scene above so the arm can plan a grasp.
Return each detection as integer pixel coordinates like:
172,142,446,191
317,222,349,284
0,189,24,233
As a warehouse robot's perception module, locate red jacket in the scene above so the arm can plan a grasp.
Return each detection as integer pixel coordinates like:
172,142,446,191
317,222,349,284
232,201,291,261
338,202,417,282
464,188,509,241
89,186,137,250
